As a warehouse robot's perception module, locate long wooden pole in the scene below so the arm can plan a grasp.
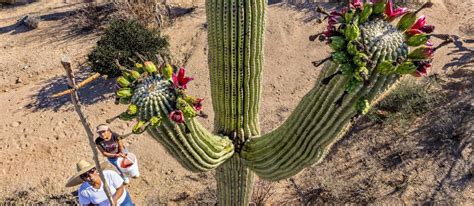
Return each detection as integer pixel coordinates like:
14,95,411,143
60,56,115,205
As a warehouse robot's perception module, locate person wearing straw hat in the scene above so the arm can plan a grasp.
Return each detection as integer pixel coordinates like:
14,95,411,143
95,124,132,184
66,160,134,206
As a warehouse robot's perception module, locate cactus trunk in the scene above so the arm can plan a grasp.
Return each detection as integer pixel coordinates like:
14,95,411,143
207,0,265,204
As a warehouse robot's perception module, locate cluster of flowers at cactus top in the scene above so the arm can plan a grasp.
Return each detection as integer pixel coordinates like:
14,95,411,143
114,60,205,134
314,0,436,115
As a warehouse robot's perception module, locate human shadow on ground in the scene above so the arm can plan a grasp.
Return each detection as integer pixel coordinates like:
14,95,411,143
27,67,116,112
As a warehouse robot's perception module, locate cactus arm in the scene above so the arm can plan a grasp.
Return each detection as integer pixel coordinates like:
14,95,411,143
241,62,399,180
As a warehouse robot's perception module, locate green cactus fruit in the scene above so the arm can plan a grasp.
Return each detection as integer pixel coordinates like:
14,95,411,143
408,47,432,59
396,61,417,74
132,121,147,134
359,3,373,23
332,51,349,64
407,34,429,47
347,41,359,55
144,61,157,73
353,52,369,67
130,70,141,80
150,116,162,127
397,12,417,31
354,66,369,82
162,64,173,80
116,76,130,87
116,88,133,98
118,112,136,121
329,36,346,51
356,99,371,115
176,98,198,118
127,104,138,115
119,97,131,105
135,63,144,73
344,9,355,23
340,63,354,75
376,60,396,75
373,1,386,14
345,23,360,41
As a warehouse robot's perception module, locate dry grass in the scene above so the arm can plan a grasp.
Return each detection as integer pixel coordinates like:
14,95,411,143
251,178,276,205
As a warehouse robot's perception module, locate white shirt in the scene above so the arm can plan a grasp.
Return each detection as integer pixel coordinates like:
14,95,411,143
78,170,127,206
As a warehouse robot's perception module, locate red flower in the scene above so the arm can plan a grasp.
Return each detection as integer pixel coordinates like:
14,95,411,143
172,68,193,89
385,0,408,20
412,61,432,77
169,110,185,123
193,98,204,111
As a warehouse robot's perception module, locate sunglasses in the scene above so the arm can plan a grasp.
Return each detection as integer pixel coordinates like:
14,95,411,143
80,168,96,179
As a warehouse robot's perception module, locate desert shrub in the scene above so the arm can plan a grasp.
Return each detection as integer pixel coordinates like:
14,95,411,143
251,178,276,205
87,19,170,77
368,77,445,124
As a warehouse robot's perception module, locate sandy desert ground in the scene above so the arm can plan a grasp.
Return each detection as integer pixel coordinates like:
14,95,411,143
0,0,473,204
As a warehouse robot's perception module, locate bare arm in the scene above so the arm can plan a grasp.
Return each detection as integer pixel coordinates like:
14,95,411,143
113,184,125,205
97,145,119,158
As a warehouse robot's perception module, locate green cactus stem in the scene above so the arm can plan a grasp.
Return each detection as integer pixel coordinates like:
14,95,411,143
207,0,265,204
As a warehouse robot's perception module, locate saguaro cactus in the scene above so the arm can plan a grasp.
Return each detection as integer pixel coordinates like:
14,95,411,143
108,0,449,204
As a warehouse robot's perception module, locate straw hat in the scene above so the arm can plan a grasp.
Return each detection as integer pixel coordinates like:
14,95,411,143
65,160,108,187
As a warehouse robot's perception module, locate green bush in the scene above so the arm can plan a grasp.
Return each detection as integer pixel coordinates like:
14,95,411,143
367,77,445,124
88,19,170,77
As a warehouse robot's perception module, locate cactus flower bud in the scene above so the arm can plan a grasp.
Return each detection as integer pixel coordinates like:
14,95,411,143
345,23,360,41
330,36,346,51
408,46,433,60
372,0,386,14
406,29,423,36
407,34,429,47
396,61,417,74
130,70,141,80
354,66,369,82
161,64,173,80
376,60,396,75
116,76,130,87
344,9,355,23
347,41,359,55
116,88,133,98
351,0,363,9
359,3,373,23
135,63,144,73
332,51,349,64
144,61,157,73
353,52,369,67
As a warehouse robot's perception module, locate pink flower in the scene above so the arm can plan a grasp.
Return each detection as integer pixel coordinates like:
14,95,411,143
411,15,426,30
169,110,185,123
412,61,431,77
351,0,363,9
385,0,408,20
172,68,193,89
192,98,204,111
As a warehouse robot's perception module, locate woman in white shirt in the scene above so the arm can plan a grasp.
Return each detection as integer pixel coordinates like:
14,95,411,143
66,160,134,206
